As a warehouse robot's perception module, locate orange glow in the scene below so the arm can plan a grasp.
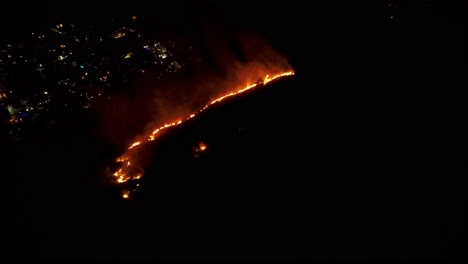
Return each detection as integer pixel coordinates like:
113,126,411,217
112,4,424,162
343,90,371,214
194,141,207,158
198,142,207,151
110,71,294,192
128,141,141,150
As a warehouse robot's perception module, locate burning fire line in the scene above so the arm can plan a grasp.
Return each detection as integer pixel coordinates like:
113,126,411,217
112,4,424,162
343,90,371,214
112,71,294,198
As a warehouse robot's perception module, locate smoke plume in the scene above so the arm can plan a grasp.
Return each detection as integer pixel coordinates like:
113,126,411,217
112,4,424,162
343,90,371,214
98,19,291,151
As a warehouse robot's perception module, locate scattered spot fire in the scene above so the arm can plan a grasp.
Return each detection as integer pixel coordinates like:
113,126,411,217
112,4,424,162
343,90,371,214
194,141,207,158
110,71,294,199
122,190,130,199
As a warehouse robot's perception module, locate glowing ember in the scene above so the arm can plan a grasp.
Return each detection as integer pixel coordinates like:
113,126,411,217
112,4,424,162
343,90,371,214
194,141,207,158
110,71,294,195
198,142,207,151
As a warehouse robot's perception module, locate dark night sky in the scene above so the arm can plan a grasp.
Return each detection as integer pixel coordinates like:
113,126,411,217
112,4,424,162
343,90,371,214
3,1,462,53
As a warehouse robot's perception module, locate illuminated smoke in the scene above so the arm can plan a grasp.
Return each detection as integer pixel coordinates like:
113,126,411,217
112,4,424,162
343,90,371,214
97,24,295,199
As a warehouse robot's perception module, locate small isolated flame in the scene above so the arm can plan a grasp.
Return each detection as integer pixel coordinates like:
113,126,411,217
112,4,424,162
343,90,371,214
194,141,207,158
110,71,294,198
198,142,207,151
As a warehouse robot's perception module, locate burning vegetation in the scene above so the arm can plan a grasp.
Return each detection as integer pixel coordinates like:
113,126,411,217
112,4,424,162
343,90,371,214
111,71,294,199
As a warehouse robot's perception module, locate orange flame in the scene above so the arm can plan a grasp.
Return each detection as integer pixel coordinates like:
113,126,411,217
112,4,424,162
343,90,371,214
128,141,141,150
198,142,207,151
194,141,207,158
111,71,294,196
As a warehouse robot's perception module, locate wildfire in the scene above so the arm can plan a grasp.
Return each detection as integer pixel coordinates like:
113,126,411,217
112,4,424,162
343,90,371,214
110,71,294,196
